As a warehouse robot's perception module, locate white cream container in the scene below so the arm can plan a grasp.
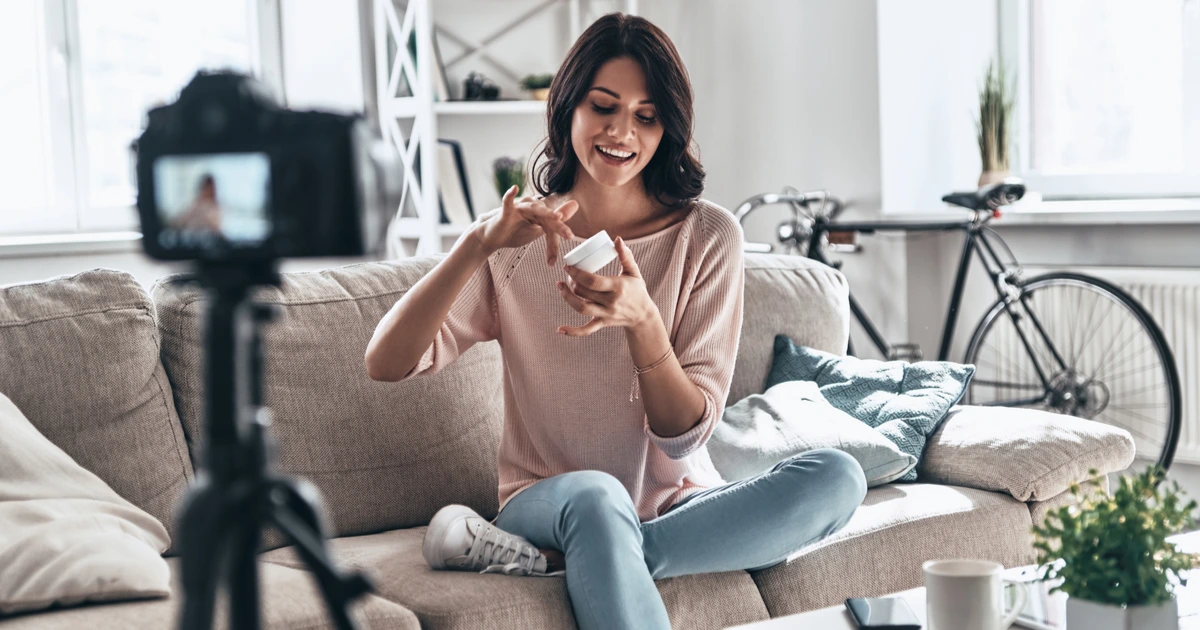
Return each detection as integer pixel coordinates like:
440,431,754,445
563,230,618,273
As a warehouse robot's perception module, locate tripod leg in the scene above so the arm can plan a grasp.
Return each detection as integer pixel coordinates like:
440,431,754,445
178,477,229,630
268,479,373,630
228,492,263,630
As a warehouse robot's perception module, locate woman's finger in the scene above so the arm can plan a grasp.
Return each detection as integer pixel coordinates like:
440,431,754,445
566,280,612,305
501,185,518,215
554,199,580,224
558,318,606,337
564,266,614,292
557,282,605,317
545,229,560,266
518,199,573,240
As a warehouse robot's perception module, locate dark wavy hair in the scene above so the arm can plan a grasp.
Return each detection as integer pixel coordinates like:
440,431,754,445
532,13,704,210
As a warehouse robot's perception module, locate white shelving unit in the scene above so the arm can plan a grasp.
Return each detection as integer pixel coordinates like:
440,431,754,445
373,0,637,256
433,100,547,115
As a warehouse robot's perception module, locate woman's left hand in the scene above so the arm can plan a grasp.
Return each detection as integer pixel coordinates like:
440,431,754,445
556,237,658,337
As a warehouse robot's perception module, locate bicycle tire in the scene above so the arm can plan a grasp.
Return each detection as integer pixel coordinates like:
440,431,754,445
963,272,1182,472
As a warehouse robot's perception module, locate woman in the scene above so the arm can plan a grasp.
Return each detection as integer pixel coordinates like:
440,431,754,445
365,13,866,630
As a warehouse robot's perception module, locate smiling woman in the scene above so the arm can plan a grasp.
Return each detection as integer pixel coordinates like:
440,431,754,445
533,14,704,211
365,12,867,630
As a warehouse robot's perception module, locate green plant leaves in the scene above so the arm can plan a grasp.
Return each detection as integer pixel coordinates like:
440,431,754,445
1032,465,1198,606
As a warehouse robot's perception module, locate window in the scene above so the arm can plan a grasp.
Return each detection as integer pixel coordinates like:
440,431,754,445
1001,0,1200,199
0,0,280,237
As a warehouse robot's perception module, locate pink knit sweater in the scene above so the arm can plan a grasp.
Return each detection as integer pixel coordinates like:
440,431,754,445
401,200,745,522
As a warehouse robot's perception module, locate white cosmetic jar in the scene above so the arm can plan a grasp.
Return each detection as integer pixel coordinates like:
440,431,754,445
562,230,618,273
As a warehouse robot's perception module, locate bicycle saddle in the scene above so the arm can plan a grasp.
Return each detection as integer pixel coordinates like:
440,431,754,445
942,179,1026,211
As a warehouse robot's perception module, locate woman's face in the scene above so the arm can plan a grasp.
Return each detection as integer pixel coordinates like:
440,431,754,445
570,56,663,189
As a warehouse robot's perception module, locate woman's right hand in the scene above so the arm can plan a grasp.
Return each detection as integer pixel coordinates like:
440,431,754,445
471,186,580,266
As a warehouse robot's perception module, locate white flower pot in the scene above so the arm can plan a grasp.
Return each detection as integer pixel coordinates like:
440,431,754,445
1066,597,1178,630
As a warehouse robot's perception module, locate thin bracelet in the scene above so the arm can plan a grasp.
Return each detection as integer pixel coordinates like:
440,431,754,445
629,346,674,402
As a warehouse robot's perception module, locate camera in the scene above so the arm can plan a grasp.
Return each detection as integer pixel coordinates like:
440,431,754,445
134,70,398,262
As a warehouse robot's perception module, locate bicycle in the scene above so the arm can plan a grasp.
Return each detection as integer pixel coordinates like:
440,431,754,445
734,182,1183,472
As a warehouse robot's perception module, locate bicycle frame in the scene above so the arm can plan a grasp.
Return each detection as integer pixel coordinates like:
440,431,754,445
805,214,1067,404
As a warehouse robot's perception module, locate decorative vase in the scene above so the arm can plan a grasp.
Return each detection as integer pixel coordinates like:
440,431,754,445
978,170,1009,188
1066,597,1178,630
530,87,550,101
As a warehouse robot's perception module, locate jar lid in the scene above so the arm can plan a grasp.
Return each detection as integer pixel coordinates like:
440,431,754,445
563,230,612,267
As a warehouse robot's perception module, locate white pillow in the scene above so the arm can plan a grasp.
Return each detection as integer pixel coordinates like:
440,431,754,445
0,392,171,614
711,381,917,487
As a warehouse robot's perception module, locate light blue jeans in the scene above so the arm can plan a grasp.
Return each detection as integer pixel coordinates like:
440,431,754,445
494,448,868,630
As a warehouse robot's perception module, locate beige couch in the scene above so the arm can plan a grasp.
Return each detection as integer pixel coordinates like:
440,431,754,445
0,253,1130,629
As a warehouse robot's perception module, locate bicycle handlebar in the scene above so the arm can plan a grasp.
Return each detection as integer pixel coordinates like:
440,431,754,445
732,189,843,226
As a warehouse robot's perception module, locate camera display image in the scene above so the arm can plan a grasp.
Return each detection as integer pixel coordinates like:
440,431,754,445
153,152,271,248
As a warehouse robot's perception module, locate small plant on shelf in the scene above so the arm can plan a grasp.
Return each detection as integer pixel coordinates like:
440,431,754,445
520,73,554,100
493,157,526,198
976,59,1014,187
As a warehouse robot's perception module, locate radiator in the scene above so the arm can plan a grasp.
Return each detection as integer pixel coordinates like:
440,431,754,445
1000,267,1200,465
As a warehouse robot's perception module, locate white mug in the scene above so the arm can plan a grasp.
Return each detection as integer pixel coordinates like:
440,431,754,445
923,559,1027,630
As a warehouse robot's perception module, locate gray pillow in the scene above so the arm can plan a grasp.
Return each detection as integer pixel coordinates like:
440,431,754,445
710,381,917,487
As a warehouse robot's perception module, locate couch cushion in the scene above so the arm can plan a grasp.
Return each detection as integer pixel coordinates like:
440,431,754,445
919,405,1136,501
0,558,418,629
0,270,193,550
750,483,1034,616
152,260,505,542
261,528,770,630
730,254,849,405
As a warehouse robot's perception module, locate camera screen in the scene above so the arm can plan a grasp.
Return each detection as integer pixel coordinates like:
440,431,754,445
153,152,271,248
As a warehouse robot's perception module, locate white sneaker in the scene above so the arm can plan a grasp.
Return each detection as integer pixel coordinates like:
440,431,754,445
422,504,563,577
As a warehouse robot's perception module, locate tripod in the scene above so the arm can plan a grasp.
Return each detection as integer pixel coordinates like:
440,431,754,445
177,261,374,630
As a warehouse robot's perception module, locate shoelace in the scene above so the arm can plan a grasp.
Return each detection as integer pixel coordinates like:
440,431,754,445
467,525,542,575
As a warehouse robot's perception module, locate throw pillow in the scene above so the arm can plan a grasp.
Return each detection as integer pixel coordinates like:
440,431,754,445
0,392,171,614
765,335,974,481
710,381,917,487
919,405,1136,501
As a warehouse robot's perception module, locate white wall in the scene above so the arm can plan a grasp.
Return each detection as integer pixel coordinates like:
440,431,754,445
279,0,365,113
645,0,905,354
877,0,998,215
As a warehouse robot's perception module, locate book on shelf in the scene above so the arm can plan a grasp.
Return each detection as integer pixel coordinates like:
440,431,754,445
432,35,451,101
437,139,474,225
396,30,451,101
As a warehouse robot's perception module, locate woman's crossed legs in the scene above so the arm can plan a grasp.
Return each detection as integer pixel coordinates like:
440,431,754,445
493,448,868,630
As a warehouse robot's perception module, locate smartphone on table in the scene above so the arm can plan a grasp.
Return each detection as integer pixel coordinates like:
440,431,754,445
844,596,921,630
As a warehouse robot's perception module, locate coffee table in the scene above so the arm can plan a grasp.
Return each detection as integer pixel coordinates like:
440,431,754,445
730,531,1200,629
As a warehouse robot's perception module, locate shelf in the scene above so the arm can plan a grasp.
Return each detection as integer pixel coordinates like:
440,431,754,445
433,100,546,115
393,218,472,239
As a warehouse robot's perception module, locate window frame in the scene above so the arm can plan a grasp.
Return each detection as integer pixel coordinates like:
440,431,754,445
4,0,284,237
999,0,1200,201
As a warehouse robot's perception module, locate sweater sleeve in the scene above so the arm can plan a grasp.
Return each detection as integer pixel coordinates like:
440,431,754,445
397,257,500,382
645,209,745,459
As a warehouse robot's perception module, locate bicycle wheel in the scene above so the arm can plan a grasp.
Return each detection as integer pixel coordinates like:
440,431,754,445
963,272,1182,471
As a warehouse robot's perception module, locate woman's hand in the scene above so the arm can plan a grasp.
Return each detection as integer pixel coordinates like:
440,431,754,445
556,237,658,337
471,186,580,265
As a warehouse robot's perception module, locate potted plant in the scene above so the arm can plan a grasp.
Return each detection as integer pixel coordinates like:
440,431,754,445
1032,466,1198,630
976,59,1014,188
520,73,554,101
493,156,526,199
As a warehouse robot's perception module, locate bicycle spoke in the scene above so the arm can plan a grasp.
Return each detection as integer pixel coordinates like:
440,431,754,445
1071,288,1103,366
1089,319,1151,380
972,379,1044,389
977,395,1048,407
1072,299,1117,368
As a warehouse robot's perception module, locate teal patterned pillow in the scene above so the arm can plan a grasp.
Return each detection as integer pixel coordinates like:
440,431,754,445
765,335,974,481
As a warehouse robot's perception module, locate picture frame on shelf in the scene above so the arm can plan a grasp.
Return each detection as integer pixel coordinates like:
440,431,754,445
437,139,474,225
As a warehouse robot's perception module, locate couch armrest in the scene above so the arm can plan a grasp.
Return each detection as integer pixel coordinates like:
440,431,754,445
918,405,1134,502
1029,473,1111,527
